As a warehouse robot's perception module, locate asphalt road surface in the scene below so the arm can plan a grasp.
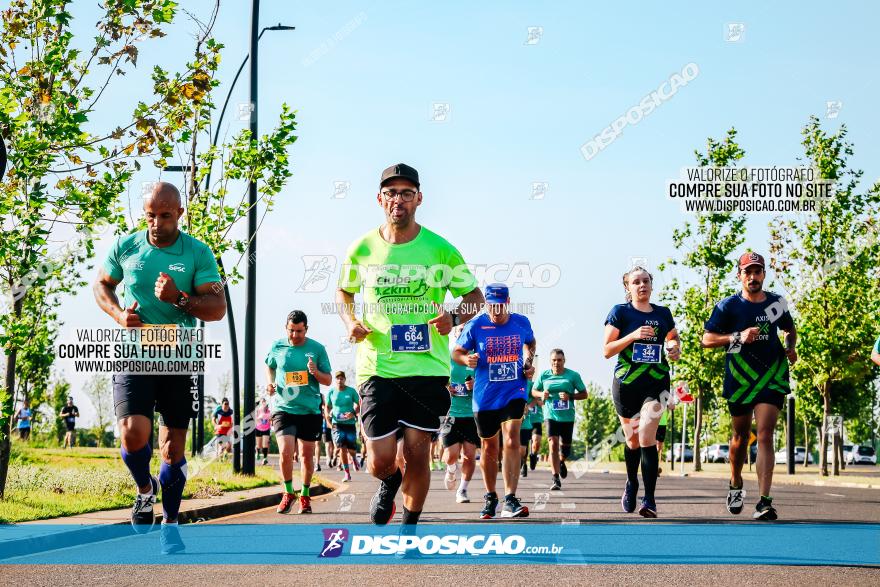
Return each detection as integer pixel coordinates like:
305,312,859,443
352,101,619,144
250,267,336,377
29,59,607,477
225,465,880,525
4,467,878,586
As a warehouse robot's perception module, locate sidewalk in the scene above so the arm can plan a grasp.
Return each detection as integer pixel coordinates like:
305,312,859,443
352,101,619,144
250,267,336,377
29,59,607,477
583,460,880,489
3,475,336,561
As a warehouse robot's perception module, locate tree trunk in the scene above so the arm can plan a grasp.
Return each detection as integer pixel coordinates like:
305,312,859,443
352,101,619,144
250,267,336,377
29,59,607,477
0,297,23,499
693,392,703,472
819,387,830,476
802,415,809,469
832,432,841,476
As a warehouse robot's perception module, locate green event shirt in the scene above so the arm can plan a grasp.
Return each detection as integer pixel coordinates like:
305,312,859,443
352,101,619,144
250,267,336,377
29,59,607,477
522,380,537,428
102,230,221,327
339,226,478,385
327,385,359,424
449,360,475,418
536,368,587,423
264,337,331,415
527,378,544,423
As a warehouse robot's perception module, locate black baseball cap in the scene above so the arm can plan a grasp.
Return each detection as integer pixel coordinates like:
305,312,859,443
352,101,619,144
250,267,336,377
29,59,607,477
380,163,420,189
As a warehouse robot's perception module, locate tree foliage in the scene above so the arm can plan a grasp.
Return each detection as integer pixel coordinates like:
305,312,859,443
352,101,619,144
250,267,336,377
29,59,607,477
659,128,746,471
769,116,880,474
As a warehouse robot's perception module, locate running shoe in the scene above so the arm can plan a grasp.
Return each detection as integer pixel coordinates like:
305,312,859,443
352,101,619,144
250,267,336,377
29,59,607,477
130,475,159,532
501,495,529,518
455,488,470,503
753,497,778,521
369,475,401,525
316,463,322,472
277,491,296,514
358,455,366,469
657,466,662,477
726,485,745,515
444,464,458,490
353,457,360,472
480,492,499,520
560,461,568,479
521,461,528,478
343,470,352,483
638,497,657,518
159,522,185,555
298,495,312,514
550,475,562,491
621,480,638,513
262,458,269,466
529,453,538,471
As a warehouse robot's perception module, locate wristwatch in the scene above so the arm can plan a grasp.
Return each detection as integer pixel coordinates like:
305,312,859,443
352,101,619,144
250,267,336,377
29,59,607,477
451,312,461,327
730,331,742,345
175,291,190,309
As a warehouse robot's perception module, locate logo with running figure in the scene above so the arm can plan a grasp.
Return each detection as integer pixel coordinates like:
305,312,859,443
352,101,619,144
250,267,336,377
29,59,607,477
297,255,338,293
318,528,349,558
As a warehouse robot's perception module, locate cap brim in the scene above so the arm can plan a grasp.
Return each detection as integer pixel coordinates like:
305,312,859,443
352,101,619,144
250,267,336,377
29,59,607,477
740,262,764,269
380,176,419,188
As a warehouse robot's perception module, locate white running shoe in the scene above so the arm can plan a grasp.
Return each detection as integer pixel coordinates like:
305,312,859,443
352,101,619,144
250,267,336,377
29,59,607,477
727,486,745,515
455,488,470,503
444,464,458,490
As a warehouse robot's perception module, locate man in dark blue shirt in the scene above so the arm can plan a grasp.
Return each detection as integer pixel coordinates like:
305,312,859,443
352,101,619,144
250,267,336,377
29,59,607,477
703,252,797,521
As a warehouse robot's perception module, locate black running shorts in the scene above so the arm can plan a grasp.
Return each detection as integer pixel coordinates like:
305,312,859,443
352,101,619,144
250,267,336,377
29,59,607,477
357,376,450,440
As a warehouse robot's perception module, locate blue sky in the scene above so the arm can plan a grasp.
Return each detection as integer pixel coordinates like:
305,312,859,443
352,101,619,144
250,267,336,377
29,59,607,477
46,1,879,425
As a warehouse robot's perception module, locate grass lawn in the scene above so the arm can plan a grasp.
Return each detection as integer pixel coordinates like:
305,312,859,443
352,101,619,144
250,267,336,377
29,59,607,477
1,446,280,523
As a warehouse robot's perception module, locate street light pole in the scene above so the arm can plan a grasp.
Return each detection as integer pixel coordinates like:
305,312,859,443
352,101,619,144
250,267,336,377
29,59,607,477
241,0,260,476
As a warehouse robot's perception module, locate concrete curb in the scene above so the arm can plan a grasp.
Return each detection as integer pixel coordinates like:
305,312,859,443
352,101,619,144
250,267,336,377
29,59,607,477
1,479,335,561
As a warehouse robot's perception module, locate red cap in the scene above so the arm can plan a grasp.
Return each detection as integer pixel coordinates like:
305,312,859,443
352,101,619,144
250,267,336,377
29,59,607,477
738,251,765,270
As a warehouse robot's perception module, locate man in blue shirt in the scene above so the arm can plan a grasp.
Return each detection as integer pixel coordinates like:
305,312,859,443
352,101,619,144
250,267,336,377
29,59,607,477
453,283,536,519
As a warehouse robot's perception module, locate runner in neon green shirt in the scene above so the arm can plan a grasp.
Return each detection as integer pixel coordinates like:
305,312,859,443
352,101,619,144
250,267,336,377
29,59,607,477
336,162,484,526
532,349,587,490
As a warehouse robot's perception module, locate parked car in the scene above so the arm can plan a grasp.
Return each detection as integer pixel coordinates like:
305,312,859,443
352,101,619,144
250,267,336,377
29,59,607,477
848,445,877,465
701,444,730,463
825,443,855,463
775,446,813,465
666,443,694,462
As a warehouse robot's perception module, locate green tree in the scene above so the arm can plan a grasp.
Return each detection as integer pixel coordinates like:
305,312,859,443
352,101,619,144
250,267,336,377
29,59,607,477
769,116,880,475
659,128,747,472
575,382,618,457
83,374,113,447
0,0,221,497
